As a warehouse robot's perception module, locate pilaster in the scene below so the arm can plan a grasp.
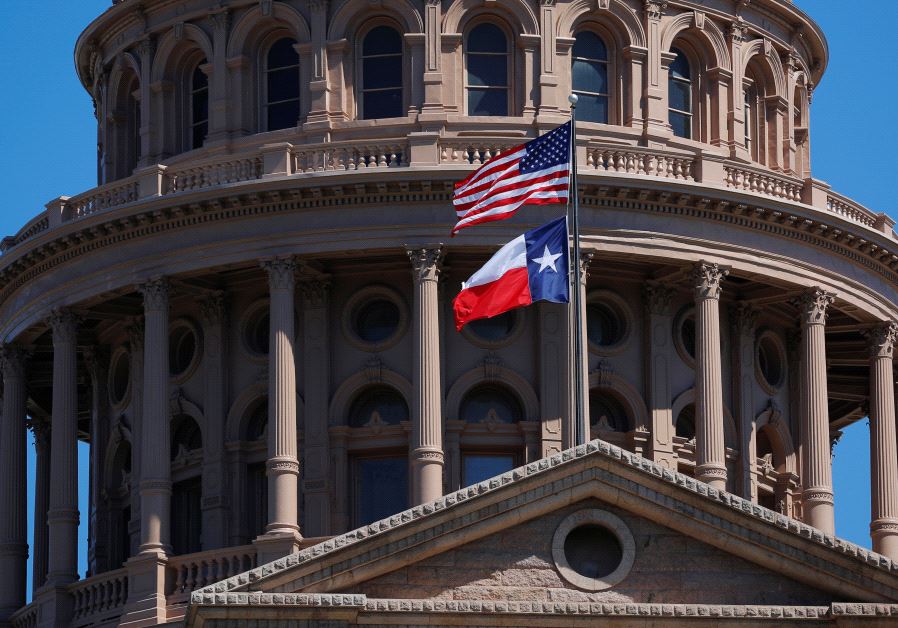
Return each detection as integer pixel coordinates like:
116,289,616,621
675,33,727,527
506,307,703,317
84,346,110,575
643,282,676,469
732,303,758,502
31,419,51,592
200,293,229,549
643,0,671,138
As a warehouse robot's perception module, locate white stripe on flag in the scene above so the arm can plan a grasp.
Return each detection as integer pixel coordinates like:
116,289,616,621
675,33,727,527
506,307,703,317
461,235,527,289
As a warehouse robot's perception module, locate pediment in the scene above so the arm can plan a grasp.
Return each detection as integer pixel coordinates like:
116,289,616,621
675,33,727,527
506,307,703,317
189,440,898,625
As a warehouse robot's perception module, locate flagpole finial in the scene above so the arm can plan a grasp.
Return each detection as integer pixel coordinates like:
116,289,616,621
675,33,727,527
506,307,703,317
568,94,578,107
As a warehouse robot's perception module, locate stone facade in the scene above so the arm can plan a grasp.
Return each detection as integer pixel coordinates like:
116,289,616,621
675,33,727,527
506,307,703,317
0,0,896,626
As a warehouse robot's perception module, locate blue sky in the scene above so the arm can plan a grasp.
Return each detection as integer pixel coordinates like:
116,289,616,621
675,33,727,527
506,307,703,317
0,0,895,600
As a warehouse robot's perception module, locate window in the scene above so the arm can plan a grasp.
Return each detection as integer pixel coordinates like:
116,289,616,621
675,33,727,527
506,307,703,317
353,456,408,526
171,477,202,555
668,48,692,139
465,310,518,345
109,348,130,406
460,384,522,424
361,26,403,119
169,322,199,379
245,400,268,442
245,462,268,539
571,31,609,124
190,63,209,149
466,23,509,116
587,303,624,348
243,304,270,357
348,386,409,427
265,38,300,131
463,453,515,486
744,84,753,153
171,414,202,460
353,299,400,344
676,404,695,439
589,392,629,432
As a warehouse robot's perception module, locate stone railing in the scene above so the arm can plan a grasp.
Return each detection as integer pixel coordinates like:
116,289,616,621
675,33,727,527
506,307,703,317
826,189,879,229
724,164,803,202
4,212,50,251
168,545,258,603
166,154,263,193
292,141,409,172
69,567,129,627
587,144,696,181
9,602,37,628
439,140,520,165
68,178,140,219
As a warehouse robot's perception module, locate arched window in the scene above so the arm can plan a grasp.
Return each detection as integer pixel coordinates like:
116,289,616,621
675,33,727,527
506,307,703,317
466,23,509,116
743,69,767,164
242,399,268,540
460,384,523,424
675,403,695,439
190,62,209,149
171,414,202,460
264,38,300,131
589,392,629,432
571,31,609,124
170,414,202,555
668,48,692,139
245,399,268,442
108,440,132,568
348,385,409,427
361,25,403,119
743,82,755,154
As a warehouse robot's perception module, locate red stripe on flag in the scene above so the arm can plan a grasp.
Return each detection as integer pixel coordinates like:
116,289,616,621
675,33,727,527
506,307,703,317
452,267,531,331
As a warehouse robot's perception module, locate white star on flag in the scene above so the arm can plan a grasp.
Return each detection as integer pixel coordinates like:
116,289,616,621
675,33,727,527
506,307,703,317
532,245,562,273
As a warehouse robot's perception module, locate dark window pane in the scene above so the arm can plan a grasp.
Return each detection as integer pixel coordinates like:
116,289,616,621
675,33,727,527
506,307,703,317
192,121,207,149
268,101,299,131
681,315,696,356
467,311,516,342
192,65,208,90
463,454,515,486
669,111,691,138
572,59,607,95
363,25,402,56
467,54,507,87
171,477,202,555
355,457,408,526
577,94,608,124
246,462,268,540
363,89,403,119
586,302,623,346
267,67,299,103
268,38,299,70
468,88,507,116
564,524,623,579
460,385,522,423
349,386,409,427
468,23,507,53
676,404,695,439
573,31,607,60
354,299,400,342
363,56,403,90
669,49,690,80
589,393,628,432
669,80,691,113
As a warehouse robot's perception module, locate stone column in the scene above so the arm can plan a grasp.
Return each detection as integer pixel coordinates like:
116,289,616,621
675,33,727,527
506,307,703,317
32,419,51,592
407,246,444,505
200,293,229,549
643,0,669,137
732,304,759,501
300,280,331,537
135,38,155,166
207,9,230,143
306,0,330,124
421,0,444,116
644,282,676,469
47,309,80,585
0,346,28,619
867,322,898,558
794,288,835,534
726,19,750,160
692,262,729,490
127,320,144,554
259,259,301,554
84,347,110,576
138,279,171,555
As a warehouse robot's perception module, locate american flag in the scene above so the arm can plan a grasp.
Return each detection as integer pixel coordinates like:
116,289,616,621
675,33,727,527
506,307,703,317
451,122,571,236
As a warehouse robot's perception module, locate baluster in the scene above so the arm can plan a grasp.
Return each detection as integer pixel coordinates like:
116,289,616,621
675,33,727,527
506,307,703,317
175,562,187,592
388,147,398,167
624,153,635,174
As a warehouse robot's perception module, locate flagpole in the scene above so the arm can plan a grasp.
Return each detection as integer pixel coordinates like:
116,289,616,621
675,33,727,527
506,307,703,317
568,93,585,447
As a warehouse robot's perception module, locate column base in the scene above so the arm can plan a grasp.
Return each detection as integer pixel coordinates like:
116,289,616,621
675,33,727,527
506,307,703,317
695,463,727,491
33,583,74,628
411,448,444,505
253,530,302,565
871,518,898,560
802,489,835,535
119,552,169,628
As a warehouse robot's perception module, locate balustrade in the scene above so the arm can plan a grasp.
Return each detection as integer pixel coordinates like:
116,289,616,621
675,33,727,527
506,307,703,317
292,142,408,173
168,546,258,601
69,568,129,627
68,179,140,219
9,603,37,628
826,191,878,228
724,165,803,202
587,146,695,181
439,141,517,165
167,156,263,193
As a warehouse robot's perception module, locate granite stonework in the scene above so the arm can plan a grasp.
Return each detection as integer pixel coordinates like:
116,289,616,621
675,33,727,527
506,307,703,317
186,441,898,626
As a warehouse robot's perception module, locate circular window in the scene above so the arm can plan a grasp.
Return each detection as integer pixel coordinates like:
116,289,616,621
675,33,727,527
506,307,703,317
243,303,270,357
585,291,631,354
463,310,522,347
169,320,200,380
342,286,408,351
460,384,523,424
756,331,786,392
552,509,635,591
348,386,409,427
108,348,130,407
673,306,696,366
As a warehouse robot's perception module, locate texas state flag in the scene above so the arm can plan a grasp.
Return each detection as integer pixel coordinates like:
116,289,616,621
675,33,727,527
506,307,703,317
453,217,570,331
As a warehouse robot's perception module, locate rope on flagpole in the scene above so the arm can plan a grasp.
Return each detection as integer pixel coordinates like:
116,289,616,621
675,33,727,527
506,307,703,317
568,93,585,447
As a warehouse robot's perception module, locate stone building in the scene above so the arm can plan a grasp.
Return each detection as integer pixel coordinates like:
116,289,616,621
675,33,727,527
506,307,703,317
2,0,898,625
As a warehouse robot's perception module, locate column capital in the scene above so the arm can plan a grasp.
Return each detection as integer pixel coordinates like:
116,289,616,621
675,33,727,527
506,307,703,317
209,9,230,34
643,0,667,20
199,292,227,326
47,308,80,345
406,245,444,283
140,277,170,312
0,345,29,380
261,258,296,291
578,251,594,285
298,280,330,308
82,345,109,382
29,417,51,447
692,261,729,300
127,318,145,352
793,288,835,326
643,281,674,316
732,303,759,338
866,322,898,359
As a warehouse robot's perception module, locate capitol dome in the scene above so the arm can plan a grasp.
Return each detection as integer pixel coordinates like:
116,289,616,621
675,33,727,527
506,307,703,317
3,1,898,626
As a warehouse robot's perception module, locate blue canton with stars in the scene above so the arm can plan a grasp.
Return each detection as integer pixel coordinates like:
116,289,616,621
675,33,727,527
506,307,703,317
525,216,570,305
519,121,571,173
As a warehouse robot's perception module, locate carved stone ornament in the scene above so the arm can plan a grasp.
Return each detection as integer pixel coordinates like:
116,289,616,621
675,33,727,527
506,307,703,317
866,322,898,359
210,10,230,34
298,280,330,308
728,18,749,44
47,308,80,345
266,458,300,474
691,261,728,300
482,352,502,379
643,0,668,20
643,282,674,316
407,246,444,283
200,292,227,326
591,359,614,388
363,355,384,383
792,288,835,326
732,303,758,337
261,258,296,291
127,318,145,352
140,277,169,312
412,448,445,463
